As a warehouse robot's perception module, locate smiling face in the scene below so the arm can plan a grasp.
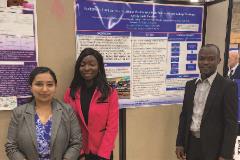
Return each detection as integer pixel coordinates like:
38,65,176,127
30,72,56,104
198,46,221,80
79,55,99,86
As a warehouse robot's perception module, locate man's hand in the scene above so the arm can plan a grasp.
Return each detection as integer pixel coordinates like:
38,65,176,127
175,146,186,160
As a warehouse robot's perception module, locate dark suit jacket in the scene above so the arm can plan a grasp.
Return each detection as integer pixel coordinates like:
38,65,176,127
230,64,240,80
5,99,81,160
176,73,238,160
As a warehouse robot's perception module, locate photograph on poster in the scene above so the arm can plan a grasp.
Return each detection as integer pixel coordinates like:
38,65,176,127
75,0,203,108
7,0,33,8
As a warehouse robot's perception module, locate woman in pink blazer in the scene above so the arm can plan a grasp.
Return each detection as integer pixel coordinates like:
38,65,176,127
64,48,119,160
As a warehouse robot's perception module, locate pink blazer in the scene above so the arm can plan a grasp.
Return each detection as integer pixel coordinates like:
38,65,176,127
64,88,119,159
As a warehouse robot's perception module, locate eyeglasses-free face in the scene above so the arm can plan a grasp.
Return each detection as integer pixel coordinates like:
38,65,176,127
30,72,57,104
198,47,220,79
79,55,99,83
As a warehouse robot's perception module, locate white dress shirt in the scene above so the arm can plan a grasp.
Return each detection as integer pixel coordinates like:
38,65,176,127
190,71,217,132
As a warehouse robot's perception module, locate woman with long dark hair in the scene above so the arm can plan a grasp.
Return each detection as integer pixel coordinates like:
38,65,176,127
5,67,81,160
64,48,119,160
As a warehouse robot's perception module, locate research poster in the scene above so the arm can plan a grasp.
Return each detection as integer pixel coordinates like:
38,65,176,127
0,0,37,110
75,0,203,108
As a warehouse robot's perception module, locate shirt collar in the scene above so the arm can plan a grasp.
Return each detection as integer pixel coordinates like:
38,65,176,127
229,64,239,72
195,71,217,86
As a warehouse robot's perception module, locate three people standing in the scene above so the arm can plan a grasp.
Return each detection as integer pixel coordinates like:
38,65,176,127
5,45,238,160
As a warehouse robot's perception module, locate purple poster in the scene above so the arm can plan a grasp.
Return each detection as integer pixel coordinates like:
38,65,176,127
0,1,37,110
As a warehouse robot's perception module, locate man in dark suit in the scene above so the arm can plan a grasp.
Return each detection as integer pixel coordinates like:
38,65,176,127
175,44,238,160
228,51,240,80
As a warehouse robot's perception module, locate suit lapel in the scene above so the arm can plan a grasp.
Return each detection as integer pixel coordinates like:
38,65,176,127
50,100,62,149
201,74,221,122
24,101,38,150
188,80,197,118
233,65,240,79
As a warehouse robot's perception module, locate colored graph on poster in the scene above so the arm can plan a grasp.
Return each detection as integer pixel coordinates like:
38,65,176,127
75,0,203,108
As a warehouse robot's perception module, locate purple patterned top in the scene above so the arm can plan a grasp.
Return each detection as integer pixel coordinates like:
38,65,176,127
35,113,52,160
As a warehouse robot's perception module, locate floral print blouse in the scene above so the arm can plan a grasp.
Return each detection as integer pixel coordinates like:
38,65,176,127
35,113,52,160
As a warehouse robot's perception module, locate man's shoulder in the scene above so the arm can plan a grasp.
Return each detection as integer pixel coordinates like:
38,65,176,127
234,65,240,76
215,73,236,87
236,64,240,70
186,78,198,85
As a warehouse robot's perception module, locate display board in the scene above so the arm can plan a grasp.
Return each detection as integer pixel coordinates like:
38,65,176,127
75,0,203,108
0,0,37,110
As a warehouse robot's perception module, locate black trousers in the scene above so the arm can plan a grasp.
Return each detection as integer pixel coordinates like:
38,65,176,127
186,134,234,160
186,134,203,160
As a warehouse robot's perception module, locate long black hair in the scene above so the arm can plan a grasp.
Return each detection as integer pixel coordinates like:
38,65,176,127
69,48,110,102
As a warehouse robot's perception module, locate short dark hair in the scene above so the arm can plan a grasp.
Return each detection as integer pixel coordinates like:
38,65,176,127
29,66,57,86
200,44,220,58
69,48,110,102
